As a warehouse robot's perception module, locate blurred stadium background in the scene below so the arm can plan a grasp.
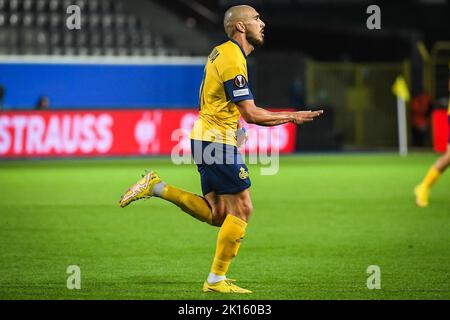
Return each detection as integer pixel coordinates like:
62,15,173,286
0,0,449,300
0,0,449,154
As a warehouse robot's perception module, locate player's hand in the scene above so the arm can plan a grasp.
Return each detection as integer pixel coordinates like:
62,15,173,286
290,110,324,125
236,121,248,147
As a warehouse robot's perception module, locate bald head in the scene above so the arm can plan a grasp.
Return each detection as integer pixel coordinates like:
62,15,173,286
223,5,255,37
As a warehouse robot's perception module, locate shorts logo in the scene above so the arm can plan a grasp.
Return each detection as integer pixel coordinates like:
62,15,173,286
239,167,249,180
234,75,247,88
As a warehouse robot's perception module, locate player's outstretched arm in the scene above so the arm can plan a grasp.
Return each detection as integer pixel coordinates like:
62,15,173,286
236,99,323,126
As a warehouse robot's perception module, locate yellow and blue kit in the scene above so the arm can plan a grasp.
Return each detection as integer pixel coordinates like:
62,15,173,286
190,39,253,195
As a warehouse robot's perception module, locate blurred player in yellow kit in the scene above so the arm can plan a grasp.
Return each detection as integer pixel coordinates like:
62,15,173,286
415,69,450,207
119,5,323,293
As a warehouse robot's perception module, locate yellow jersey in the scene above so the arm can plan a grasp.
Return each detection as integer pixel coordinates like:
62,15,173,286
190,39,253,146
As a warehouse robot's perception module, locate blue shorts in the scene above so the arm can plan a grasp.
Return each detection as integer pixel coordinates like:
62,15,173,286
191,139,251,195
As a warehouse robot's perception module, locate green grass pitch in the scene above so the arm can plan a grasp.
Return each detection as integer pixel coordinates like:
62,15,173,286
0,154,449,300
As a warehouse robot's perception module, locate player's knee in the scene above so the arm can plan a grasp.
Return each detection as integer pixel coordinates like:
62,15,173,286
211,202,227,227
238,200,253,221
212,208,227,226
244,201,253,216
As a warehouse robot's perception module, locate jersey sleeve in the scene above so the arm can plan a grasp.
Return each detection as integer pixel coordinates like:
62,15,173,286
218,58,254,103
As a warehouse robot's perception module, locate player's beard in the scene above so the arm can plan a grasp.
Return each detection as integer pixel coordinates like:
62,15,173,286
246,31,264,47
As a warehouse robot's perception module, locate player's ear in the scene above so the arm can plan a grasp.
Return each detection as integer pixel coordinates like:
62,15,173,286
235,21,246,33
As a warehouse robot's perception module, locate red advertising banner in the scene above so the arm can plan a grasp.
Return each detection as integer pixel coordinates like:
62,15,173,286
0,110,296,158
432,109,448,153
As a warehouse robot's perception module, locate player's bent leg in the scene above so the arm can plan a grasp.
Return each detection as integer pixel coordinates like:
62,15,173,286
119,170,214,225
160,184,213,225
415,144,450,207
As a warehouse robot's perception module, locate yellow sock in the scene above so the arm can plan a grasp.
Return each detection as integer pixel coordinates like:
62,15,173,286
211,214,247,276
161,185,212,225
421,166,441,188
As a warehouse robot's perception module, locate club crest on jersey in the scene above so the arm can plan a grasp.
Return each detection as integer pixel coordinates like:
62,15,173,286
234,75,247,88
239,167,249,180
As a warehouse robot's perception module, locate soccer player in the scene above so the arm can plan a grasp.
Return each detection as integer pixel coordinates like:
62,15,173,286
119,5,323,293
415,72,450,207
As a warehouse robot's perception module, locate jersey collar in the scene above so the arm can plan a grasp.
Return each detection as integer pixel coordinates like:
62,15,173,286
229,38,247,59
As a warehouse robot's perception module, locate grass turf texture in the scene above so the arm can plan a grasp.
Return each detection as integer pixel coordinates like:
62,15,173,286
0,154,449,300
